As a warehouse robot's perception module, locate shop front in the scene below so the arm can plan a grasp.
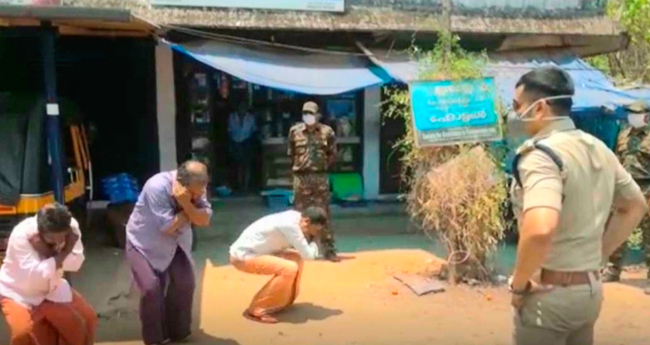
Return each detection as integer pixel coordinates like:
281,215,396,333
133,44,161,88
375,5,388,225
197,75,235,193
169,39,387,201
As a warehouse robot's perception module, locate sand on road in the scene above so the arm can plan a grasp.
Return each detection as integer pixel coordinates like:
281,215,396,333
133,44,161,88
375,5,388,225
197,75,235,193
95,249,650,345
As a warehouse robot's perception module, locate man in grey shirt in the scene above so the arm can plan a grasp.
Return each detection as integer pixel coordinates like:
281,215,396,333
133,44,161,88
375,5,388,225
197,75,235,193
126,160,213,345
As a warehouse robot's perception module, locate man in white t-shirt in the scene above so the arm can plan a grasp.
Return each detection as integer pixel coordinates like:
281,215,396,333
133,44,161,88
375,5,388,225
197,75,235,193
229,206,326,323
0,203,97,345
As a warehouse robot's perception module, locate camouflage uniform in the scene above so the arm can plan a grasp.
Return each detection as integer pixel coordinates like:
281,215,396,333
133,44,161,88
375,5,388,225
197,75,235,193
288,122,337,255
608,102,650,280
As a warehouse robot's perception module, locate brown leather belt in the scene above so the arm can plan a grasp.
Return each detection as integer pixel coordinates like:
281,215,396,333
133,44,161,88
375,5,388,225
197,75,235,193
540,269,600,287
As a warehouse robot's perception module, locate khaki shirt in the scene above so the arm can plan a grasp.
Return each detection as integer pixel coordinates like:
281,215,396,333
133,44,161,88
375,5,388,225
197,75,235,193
511,118,641,271
288,123,337,173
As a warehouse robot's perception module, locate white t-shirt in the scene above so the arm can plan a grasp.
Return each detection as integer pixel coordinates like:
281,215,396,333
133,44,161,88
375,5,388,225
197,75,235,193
0,216,85,309
229,210,319,260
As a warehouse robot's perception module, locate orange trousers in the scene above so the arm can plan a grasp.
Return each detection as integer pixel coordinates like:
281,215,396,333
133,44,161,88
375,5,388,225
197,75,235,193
1,290,98,345
230,251,303,316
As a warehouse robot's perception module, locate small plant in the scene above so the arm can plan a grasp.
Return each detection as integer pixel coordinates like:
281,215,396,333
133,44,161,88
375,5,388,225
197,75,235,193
384,32,508,283
627,227,644,250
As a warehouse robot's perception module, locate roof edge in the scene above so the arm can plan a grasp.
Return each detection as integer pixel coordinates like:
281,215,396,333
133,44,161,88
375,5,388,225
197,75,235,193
59,1,624,37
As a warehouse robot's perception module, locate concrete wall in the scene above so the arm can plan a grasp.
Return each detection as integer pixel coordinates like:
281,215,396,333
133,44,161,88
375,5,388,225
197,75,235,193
155,43,177,171
363,86,381,200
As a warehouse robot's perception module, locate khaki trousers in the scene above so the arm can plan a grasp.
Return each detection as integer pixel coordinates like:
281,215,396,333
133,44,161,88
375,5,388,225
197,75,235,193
514,273,603,345
230,251,303,316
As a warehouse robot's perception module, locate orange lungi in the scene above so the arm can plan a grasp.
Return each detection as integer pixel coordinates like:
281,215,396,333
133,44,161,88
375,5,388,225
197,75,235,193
230,251,303,316
1,290,98,345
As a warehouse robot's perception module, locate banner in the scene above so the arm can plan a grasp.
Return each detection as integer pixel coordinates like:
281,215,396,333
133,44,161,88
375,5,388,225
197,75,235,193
151,0,344,12
409,77,501,147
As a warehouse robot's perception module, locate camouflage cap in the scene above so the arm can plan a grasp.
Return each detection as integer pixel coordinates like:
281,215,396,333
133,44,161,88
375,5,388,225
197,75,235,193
302,101,319,114
626,100,650,114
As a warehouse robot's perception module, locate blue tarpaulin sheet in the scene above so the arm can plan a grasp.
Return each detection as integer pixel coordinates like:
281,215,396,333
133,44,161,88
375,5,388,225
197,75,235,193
167,39,389,95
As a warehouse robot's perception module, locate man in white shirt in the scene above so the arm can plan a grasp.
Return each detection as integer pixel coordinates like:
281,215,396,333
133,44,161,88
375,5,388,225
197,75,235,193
229,206,326,324
0,203,97,345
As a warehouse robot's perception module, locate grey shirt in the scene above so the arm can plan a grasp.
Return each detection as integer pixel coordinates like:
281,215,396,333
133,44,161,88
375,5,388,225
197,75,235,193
126,171,212,272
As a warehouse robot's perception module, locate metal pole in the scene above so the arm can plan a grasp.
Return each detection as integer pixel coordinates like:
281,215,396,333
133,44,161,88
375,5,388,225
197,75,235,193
41,22,64,204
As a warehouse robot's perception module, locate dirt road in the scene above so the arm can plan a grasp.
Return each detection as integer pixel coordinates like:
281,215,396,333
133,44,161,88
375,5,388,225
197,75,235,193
97,249,650,345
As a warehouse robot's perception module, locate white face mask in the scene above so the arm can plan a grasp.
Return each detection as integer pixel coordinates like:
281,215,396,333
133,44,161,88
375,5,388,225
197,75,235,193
506,95,573,139
628,114,648,128
303,114,316,126
515,95,574,122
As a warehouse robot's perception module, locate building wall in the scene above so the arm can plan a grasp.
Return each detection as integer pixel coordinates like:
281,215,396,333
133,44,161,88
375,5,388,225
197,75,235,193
363,86,381,199
156,43,178,171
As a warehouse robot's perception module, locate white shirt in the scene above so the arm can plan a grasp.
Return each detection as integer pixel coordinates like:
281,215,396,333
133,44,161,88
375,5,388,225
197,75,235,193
0,216,85,309
229,210,319,261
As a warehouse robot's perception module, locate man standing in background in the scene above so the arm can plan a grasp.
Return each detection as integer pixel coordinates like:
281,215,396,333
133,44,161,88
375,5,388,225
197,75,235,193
288,101,339,262
603,100,650,293
228,103,257,194
126,160,213,345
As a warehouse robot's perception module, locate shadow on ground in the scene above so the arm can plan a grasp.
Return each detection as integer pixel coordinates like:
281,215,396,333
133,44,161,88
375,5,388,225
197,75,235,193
189,329,241,345
276,303,343,324
620,278,648,291
95,243,219,345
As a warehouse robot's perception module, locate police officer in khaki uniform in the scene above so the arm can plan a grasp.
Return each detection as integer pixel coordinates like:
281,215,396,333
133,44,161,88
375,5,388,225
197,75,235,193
507,67,648,345
288,101,339,262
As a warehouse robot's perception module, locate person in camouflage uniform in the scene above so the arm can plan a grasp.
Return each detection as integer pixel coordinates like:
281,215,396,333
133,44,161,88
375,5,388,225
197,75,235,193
288,101,339,262
604,100,650,293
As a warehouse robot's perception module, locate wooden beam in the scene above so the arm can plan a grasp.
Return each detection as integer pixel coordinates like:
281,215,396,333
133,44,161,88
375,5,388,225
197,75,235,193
57,25,151,38
0,17,41,27
55,19,152,32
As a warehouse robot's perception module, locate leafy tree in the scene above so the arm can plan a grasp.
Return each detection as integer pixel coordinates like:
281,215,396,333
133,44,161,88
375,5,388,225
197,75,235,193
591,0,650,83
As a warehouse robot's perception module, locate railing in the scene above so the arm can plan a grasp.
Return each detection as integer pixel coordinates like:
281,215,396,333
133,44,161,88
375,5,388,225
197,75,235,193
348,0,608,17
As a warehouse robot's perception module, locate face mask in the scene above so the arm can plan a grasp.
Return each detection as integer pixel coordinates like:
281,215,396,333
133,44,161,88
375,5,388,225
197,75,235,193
303,114,316,126
506,95,573,140
506,110,529,141
628,114,648,128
